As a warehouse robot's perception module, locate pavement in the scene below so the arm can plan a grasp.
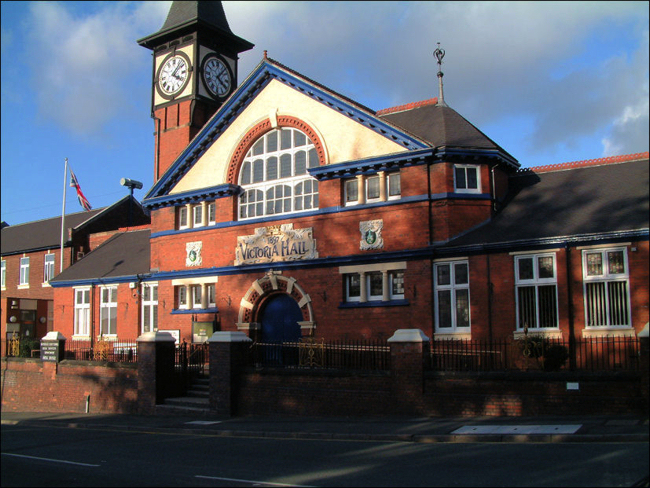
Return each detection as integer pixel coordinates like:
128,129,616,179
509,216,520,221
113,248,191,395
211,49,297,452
2,411,648,443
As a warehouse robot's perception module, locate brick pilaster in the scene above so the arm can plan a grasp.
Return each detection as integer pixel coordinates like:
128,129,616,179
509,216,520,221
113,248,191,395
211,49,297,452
136,331,176,414
208,331,252,416
388,329,430,415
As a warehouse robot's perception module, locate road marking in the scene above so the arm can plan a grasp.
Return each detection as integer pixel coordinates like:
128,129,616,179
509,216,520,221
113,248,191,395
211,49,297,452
195,475,315,487
452,424,582,435
185,420,222,425
2,452,100,467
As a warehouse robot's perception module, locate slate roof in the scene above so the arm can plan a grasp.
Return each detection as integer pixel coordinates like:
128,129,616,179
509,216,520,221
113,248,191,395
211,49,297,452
379,99,518,166
440,156,649,251
1,209,103,255
1,196,149,255
49,229,151,284
137,0,253,53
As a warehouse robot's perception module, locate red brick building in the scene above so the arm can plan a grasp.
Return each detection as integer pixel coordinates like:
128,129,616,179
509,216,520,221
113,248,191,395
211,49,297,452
1,196,149,351
48,1,649,348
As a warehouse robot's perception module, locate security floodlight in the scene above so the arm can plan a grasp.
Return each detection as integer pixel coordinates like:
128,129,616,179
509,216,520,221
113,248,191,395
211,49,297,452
120,178,143,227
120,178,143,190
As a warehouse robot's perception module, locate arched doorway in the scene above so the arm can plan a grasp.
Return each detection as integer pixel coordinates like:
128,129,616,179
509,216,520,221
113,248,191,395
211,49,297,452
260,293,302,343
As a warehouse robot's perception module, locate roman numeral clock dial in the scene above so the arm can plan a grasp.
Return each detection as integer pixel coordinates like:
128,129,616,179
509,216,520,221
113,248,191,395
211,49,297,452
202,55,232,99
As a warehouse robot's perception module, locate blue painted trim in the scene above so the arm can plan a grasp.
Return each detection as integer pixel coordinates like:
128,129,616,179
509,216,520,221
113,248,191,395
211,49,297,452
49,273,155,288
145,60,429,201
437,229,650,255
434,147,519,169
338,299,410,309
148,192,493,239
309,149,434,180
171,307,219,315
143,184,240,209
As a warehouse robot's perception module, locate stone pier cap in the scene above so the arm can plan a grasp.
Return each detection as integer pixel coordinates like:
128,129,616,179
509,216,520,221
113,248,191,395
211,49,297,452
387,329,430,343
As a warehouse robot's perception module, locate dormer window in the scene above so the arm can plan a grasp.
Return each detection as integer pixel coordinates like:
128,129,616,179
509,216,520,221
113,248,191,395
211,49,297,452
238,128,320,220
454,164,480,193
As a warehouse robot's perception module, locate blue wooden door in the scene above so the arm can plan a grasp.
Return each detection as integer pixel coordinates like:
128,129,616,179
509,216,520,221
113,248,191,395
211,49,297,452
260,294,302,343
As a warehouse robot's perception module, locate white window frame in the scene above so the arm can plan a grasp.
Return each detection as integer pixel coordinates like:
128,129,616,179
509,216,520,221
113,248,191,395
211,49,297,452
582,248,631,328
178,286,188,309
190,284,202,309
1,260,5,289
514,253,559,330
178,206,189,230
43,253,55,284
340,262,406,303
207,284,216,308
434,260,471,333
366,271,383,301
344,179,360,206
238,128,320,220
74,287,91,337
193,205,203,228
344,171,401,207
208,202,216,225
454,164,481,193
344,273,361,302
389,270,405,300
19,256,30,287
141,282,158,334
365,175,381,203
99,285,118,337
387,172,401,200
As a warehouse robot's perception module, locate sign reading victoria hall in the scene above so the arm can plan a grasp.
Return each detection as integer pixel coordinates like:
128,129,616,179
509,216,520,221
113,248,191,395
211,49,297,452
235,224,317,266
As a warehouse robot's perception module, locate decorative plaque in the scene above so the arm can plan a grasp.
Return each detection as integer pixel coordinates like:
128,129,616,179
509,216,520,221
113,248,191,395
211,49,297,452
235,224,317,266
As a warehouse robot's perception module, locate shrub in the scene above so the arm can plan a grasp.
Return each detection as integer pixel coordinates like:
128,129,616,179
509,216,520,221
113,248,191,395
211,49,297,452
543,344,569,371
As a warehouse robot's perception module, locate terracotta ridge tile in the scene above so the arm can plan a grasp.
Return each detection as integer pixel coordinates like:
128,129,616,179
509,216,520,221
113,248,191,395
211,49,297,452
376,98,439,116
516,152,649,174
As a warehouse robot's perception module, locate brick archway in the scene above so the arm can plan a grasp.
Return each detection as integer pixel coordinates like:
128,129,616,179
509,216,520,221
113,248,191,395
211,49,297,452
236,271,315,335
226,116,326,185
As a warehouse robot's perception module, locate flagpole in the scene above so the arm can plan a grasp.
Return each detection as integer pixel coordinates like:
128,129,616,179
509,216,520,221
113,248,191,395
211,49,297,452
60,158,68,273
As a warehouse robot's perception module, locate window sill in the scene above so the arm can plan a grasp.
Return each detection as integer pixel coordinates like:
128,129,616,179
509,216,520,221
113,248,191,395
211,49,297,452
339,299,409,309
434,332,471,340
17,284,30,290
513,329,562,340
581,327,636,338
171,307,219,315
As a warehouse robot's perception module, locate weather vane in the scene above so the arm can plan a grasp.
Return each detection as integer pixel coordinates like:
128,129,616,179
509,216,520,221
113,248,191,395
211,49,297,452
433,42,447,106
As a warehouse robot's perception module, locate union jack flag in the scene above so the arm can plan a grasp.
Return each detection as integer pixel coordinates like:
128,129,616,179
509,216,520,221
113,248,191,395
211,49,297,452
70,168,92,211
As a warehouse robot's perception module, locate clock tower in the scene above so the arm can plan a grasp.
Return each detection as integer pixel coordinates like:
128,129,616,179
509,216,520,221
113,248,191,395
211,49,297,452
138,1,254,182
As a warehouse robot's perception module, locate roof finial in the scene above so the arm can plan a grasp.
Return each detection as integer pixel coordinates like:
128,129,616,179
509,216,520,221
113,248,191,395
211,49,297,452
433,42,447,107
263,50,268,59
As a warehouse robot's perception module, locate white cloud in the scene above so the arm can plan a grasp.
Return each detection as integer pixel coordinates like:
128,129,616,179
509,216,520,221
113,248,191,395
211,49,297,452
24,1,169,136
18,0,650,159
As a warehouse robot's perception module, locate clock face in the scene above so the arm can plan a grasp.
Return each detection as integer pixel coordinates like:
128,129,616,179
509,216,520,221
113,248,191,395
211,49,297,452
159,55,189,95
203,56,232,98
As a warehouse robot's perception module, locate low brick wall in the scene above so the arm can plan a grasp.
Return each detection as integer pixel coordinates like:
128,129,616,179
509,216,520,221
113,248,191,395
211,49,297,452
231,368,644,418
237,368,393,417
1,358,139,414
423,371,644,417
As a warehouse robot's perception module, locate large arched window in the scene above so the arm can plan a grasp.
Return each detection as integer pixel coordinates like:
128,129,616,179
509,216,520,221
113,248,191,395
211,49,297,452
238,128,320,220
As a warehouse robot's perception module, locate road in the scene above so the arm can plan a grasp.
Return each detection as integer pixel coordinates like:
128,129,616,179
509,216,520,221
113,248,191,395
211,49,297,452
1,423,648,487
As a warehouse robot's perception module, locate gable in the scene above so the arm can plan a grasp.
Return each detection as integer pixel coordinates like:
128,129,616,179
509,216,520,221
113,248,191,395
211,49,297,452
144,59,429,204
170,79,409,194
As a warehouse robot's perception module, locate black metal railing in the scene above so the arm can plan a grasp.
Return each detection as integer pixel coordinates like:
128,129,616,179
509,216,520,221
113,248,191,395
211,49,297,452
430,336,640,372
65,339,138,363
175,341,209,376
248,338,390,371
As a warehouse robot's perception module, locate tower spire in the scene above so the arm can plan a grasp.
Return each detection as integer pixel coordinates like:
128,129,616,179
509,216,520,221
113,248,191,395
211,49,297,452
434,42,447,107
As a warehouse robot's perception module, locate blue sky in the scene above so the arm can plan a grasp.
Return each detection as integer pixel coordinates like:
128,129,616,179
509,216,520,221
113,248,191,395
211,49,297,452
1,1,648,225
